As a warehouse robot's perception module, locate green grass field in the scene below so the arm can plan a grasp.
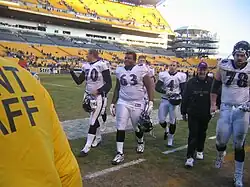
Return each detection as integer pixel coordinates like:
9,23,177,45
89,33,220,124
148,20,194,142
40,74,250,187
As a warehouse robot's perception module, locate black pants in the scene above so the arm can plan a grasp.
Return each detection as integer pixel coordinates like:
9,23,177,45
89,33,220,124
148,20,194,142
187,115,210,158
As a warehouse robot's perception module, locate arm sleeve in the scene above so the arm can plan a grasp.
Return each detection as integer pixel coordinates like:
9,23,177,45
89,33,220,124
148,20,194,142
181,80,190,115
48,93,82,187
70,70,85,85
155,72,165,94
97,69,112,94
155,80,165,94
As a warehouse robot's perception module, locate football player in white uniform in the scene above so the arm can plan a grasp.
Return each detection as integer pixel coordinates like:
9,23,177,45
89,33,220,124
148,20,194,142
110,51,154,165
70,49,112,156
211,41,250,187
155,61,186,147
138,55,156,101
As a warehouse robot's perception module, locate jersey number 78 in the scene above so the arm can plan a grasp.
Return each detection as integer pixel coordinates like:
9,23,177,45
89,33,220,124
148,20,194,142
225,71,248,87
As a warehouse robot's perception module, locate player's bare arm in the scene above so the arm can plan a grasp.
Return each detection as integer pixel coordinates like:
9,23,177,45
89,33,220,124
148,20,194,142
143,74,154,114
143,74,154,102
110,78,120,116
210,69,222,112
111,78,120,104
70,70,85,85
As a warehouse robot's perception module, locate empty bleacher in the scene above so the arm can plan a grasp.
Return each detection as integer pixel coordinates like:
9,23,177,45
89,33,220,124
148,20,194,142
0,41,44,57
0,28,217,70
1,0,172,33
0,28,25,42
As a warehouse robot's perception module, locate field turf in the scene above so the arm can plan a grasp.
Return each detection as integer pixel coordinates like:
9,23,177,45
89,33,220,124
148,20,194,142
40,74,250,187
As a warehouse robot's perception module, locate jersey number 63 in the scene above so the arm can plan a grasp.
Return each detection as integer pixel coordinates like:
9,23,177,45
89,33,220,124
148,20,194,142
120,74,138,86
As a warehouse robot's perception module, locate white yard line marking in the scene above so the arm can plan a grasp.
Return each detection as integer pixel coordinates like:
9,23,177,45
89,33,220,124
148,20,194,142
208,136,216,140
43,83,82,89
84,158,146,179
83,135,217,180
162,135,216,154
162,145,188,155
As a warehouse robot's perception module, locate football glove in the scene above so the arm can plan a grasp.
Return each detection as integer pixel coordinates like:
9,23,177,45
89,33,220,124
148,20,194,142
147,101,153,115
110,103,116,117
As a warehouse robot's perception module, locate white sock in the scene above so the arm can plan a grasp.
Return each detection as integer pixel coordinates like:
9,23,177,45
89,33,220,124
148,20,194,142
96,127,101,138
235,161,244,175
165,126,169,133
137,136,144,143
81,134,95,152
117,142,124,154
168,134,174,138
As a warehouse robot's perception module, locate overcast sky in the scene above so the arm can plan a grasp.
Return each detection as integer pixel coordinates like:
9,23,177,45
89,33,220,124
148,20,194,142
157,0,250,57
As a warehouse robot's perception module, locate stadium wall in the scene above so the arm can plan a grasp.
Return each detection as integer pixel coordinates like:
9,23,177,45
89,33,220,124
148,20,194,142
0,17,167,48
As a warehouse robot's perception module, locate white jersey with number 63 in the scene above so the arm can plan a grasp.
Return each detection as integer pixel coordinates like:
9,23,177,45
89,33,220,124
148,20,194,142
219,59,250,105
116,64,149,104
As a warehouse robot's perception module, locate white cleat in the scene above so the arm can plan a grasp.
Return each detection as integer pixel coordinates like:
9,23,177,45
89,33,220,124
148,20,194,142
79,146,91,157
136,143,145,154
185,158,194,168
111,152,124,165
215,151,226,168
167,134,174,147
91,136,102,148
196,152,204,160
234,173,243,187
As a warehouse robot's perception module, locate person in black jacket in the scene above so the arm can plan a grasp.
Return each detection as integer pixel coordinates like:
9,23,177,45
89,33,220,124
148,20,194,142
181,62,213,168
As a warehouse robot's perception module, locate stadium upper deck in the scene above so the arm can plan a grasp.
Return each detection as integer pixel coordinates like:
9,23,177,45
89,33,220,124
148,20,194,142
0,0,173,34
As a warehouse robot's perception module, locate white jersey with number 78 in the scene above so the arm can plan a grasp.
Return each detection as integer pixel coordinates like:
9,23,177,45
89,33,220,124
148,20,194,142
219,59,250,105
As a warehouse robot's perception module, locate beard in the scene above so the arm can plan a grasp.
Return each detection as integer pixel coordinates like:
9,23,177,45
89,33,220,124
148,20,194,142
235,59,246,68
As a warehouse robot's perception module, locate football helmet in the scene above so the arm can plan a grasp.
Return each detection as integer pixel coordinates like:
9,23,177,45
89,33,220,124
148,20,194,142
232,41,250,59
82,94,97,113
137,111,153,133
168,93,182,106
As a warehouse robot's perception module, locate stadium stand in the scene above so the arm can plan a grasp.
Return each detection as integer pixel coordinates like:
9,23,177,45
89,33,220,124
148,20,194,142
0,0,218,76
0,0,172,33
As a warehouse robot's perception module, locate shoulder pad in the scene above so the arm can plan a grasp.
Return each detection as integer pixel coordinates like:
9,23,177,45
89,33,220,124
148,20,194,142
115,66,123,73
158,71,165,79
218,59,232,70
221,59,229,64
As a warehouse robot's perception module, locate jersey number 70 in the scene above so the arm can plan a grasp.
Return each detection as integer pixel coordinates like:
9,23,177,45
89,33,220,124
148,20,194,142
225,71,248,87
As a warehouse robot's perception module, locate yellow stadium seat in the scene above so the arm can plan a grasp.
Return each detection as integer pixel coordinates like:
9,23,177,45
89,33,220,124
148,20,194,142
22,0,38,4
58,47,87,57
34,45,69,58
0,42,44,57
48,0,68,10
